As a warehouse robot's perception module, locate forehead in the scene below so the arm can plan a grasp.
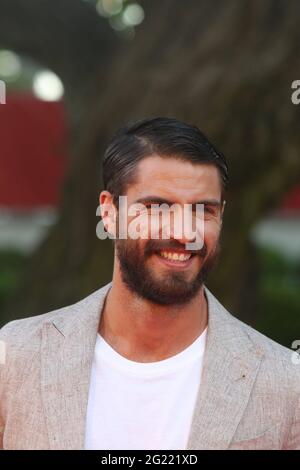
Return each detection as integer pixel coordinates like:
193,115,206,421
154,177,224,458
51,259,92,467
127,154,222,203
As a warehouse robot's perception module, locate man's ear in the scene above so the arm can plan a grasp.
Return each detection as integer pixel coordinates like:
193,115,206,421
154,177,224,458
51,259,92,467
99,190,117,236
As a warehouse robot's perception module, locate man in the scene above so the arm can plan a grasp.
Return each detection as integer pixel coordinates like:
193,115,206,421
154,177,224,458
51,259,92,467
0,117,299,450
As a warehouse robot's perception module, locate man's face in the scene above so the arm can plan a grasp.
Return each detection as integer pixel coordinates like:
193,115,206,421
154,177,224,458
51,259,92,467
114,155,224,305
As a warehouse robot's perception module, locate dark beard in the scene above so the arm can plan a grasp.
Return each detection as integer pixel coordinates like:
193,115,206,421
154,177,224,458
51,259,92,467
115,238,220,306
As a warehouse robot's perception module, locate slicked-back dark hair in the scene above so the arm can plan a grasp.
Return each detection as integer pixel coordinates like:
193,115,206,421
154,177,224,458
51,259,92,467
102,117,228,204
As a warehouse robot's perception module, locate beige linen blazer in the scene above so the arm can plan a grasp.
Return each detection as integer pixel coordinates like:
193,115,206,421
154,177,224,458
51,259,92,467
0,282,299,450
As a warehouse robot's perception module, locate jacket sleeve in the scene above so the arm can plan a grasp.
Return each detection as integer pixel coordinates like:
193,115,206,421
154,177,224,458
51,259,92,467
284,392,300,449
0,336,6,449
0,322,13,450
0,415,3,449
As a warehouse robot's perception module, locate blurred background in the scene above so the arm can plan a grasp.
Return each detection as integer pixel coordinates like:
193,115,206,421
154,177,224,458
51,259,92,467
0,0,299,348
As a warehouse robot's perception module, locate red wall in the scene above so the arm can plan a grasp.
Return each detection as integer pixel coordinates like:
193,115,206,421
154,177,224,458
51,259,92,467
0,93,68,209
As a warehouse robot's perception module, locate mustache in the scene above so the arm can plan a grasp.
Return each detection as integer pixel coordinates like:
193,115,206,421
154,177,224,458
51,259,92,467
144,239,207,257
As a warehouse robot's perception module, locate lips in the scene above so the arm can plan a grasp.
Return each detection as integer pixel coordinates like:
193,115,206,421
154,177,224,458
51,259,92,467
152,250,197,271
158,250,192,261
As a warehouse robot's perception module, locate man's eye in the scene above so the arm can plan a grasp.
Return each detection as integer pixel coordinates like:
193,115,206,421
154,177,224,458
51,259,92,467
204,206,214,214
147,205,169,212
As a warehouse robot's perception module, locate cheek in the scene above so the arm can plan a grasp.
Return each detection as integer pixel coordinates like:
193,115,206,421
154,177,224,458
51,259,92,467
203,221,221,247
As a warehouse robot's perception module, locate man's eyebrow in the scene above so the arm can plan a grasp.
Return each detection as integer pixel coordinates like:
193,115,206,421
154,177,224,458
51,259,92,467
195,199,222,207
134,196,174,205
134,197,222,207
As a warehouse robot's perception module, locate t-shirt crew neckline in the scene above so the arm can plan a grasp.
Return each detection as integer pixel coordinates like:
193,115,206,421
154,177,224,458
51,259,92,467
96,327,207,378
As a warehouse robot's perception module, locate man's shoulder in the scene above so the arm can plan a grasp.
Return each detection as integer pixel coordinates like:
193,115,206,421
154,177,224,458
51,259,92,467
0,283,111,363
0,301,76,372
205,286,300,388
226,305,300,389
1,304,71,343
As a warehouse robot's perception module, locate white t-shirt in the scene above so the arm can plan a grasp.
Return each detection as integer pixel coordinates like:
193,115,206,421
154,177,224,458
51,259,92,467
85,327,207,450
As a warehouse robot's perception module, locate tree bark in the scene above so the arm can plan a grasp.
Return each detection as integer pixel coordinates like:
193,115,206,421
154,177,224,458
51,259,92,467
2,0,300,324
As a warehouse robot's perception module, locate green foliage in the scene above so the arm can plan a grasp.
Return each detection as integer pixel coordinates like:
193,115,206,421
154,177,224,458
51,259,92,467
256,247,300,348
0,250,27,326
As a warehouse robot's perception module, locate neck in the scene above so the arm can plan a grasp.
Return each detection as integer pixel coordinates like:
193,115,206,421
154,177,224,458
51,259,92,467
98,269,208,363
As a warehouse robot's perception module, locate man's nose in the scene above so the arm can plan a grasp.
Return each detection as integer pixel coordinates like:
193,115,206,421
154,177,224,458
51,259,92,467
169,209,204,249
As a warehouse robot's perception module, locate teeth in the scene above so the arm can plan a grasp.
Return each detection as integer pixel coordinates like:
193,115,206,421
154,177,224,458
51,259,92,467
159,251,191,261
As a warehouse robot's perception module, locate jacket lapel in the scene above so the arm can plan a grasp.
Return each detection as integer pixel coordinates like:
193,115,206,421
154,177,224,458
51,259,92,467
186,287,264,449
40,283,112,449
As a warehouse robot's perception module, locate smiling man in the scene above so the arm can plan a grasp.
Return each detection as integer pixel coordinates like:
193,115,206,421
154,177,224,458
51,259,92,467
0,117,300,450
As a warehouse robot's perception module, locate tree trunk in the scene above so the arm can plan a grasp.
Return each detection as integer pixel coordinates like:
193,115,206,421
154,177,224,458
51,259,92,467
2,0,300,323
